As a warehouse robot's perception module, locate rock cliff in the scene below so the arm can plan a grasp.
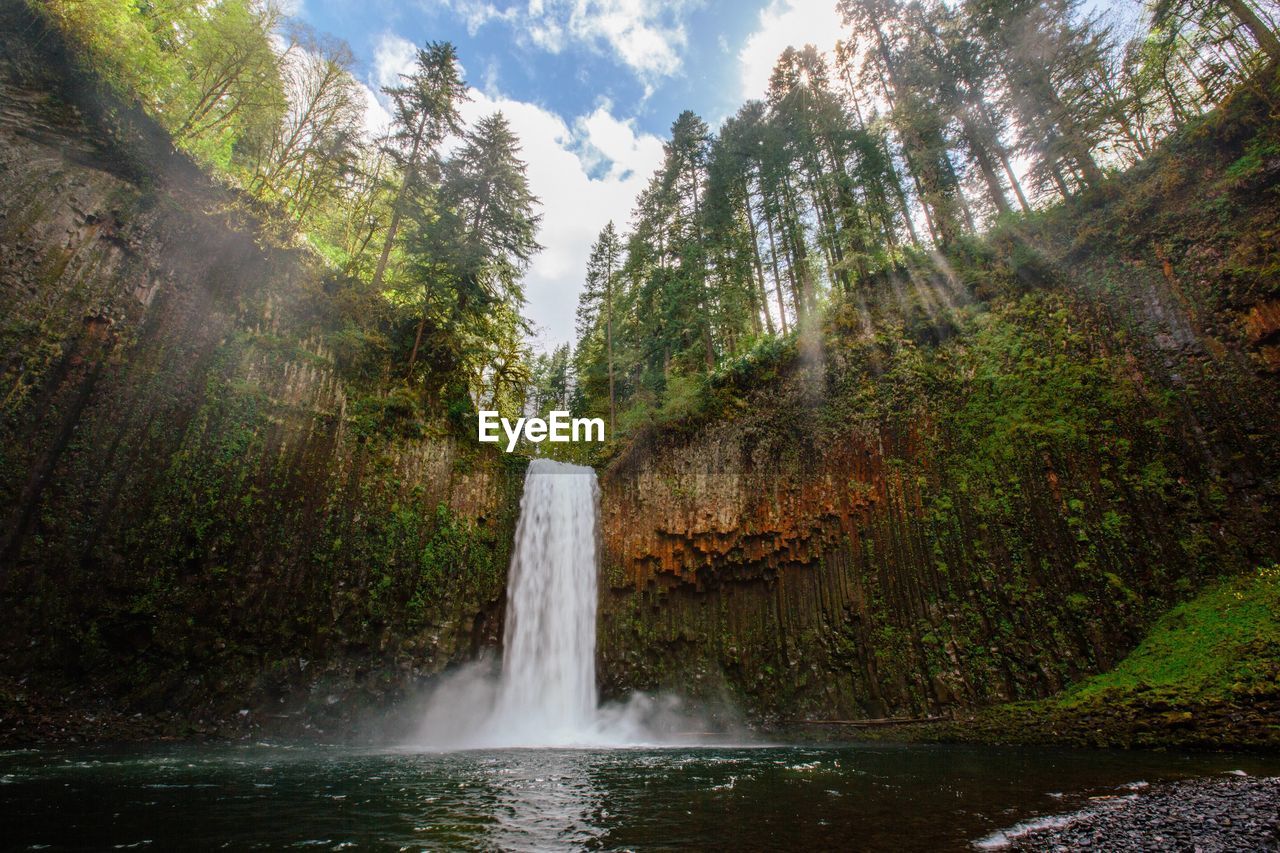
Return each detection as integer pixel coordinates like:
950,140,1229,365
596,79,1280,721
0,7,522,739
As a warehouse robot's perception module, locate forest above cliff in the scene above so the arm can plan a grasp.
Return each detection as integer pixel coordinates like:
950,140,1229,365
21,0,1280,445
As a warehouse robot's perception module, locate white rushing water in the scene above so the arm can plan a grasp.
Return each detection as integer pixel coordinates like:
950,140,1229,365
413,458,697,749
490,458,600,743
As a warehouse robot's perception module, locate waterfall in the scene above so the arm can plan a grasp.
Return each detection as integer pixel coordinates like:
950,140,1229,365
491,458,600,742
412,457,709,749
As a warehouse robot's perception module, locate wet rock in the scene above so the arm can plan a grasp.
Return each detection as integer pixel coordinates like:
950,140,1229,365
994,775,1280,852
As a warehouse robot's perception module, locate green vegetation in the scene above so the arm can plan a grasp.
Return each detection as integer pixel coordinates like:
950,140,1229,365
31,0,1280,444
35,0,540,428
568,0,1279,450
6,0,1279,743
596,60,1280,727
42,0,286,172
930,565,1280,748
1061,564,1280,707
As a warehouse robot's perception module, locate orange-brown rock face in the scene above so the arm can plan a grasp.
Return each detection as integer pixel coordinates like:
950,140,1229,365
597,357,1275,721
1245,299,1280,371
603,433,897,589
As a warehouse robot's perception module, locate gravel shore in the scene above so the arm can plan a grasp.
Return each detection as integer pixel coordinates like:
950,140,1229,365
979,774,1279,851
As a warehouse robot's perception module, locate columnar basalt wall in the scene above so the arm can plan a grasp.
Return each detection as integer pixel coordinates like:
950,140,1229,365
597,88,1280,721
0,11,523,737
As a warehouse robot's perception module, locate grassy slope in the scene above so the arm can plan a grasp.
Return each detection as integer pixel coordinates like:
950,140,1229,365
1064,566,1280,707
911,566,1280,749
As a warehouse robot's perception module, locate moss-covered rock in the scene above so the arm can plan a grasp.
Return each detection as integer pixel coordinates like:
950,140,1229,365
888,565,1280,749
0,6,524,742
597,69,1280,729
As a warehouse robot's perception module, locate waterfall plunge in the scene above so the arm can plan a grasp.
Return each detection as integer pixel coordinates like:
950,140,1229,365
413,458,687,749
492,458,600,742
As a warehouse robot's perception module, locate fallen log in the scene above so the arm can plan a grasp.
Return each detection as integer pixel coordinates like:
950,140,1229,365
783,715,950,727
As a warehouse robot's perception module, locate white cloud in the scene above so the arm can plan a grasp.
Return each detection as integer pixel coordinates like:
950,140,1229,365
480,58,502,96
372,32,417,90
359,81,393,137
738,0,843,100
361,33,418,137
572,102,661,179
449,0,520,35
366,33,664,346
422,0,695,84
523,0,567,52
565,0,691,80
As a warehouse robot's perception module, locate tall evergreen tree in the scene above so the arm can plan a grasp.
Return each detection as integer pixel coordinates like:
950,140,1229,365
575,222,623,431
404,112,542,406
966,0,1111,195
371,42,468,293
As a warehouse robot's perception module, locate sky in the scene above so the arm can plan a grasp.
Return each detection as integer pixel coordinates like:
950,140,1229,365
288,0,847,349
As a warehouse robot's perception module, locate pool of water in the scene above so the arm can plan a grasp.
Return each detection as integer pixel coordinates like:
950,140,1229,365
1,742,1273,850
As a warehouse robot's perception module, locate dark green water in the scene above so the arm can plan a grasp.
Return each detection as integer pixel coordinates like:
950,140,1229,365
0,742,1273,850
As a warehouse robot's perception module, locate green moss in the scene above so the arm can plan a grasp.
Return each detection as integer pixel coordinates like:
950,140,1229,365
1061,565,1280,706
890,566,1280,749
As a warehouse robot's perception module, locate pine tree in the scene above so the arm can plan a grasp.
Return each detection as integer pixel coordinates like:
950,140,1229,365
371,42,468,293
664,111,717,369
967,0,1111,196
404,112,542,403
575,223,623,431
840,0,970,244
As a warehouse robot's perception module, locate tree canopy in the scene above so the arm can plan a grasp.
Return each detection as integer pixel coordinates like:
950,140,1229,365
567,0,1279,440
40,0,1280,443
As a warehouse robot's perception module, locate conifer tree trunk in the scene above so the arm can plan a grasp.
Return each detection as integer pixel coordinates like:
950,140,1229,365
742,178,776,335
372,117,425,292
1223,0,1280,61
977,101,1032,213
962,115,1013,217
762,206,790,334
843,67,920,246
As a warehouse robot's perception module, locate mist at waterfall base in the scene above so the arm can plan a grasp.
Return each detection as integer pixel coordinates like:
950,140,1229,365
409,458,731,750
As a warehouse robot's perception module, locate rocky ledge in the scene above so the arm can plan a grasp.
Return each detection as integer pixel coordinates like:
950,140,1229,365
981,774,1279,851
